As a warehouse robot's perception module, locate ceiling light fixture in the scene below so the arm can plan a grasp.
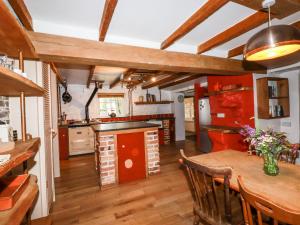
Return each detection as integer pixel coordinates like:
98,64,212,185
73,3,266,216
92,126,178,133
244,0,300,62
151,77,156,82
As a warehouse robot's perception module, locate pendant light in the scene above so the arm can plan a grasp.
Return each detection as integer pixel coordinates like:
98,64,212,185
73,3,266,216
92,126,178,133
244,0,300,62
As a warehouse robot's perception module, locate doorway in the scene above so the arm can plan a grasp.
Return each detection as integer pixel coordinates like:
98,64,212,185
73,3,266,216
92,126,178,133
184,97,196,141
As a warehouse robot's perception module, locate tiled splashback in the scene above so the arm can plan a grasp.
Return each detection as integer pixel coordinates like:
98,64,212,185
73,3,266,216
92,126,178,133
0,96,9,124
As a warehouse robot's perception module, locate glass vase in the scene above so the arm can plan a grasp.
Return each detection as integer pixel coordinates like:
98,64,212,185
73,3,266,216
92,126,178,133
263,153,279,176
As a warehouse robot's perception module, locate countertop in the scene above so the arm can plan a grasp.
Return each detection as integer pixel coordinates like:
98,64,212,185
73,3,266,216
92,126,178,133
92,121,159,132
201,125,241,134
59,117,174,128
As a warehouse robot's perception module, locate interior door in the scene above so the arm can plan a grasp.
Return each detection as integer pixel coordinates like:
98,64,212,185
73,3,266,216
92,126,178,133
42,63,55,208
117,132,146,183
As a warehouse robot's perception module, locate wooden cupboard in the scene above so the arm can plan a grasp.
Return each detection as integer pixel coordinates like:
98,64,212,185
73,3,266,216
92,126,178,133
58,127,69,160
117,132,146,183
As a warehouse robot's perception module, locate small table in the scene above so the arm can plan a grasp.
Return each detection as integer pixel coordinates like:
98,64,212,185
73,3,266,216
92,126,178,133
190,150,300,212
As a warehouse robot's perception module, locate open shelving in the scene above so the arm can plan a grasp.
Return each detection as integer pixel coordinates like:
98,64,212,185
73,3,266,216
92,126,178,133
0,176,38,225
256,77,290,119
0,66,44,97
134,100,174,105
207,86,253,96
0,138,40,177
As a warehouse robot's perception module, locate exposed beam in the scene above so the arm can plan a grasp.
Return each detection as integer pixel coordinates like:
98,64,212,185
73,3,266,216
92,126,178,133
142,75,176,89
28,32,266,76
229,0,300,19
99,0,118,41
0,1,36,58
227,44,245,58
109,69,134,89
197,11,269,54
8,0,33,31
227,20,300,58
49,62,64,84
142,72,188,89
87,66,96,88
159,75,201,89
161,0,228,49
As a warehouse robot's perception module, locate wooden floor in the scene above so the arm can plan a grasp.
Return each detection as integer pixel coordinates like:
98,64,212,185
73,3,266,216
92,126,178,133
49,139,200,225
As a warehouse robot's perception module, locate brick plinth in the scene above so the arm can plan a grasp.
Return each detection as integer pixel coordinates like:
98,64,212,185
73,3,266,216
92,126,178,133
145,130,160,175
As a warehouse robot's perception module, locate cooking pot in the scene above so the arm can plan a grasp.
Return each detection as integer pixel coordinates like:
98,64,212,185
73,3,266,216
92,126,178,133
62,84,72,104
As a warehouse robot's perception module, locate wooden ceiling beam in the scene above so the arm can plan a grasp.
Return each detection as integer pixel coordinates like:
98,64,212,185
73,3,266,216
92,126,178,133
227,20,300,58
197,11,269,54
159,74,201,89
229,0,300,19
8,0,33,31
49,62,64,84
99,0,118,41
142,75,178,89
28,32,266,76
87,66,96,88
227,44,245,58
0,1,36,58
109,69,135,89
161,0,228,49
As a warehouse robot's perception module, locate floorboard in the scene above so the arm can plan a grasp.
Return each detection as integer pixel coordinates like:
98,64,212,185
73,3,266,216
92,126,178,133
38,139,200,225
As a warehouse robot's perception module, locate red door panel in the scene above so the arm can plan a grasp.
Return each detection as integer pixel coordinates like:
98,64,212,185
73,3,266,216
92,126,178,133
117,132,146,183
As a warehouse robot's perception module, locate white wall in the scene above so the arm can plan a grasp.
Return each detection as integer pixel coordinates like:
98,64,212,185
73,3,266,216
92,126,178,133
9,60,52,219
60,84,173,120
172,93,185,141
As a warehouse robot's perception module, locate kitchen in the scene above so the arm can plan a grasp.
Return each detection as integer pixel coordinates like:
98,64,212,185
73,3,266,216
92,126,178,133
0,0,299,225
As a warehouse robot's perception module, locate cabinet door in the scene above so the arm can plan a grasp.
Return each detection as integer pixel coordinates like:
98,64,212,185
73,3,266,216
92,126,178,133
117,132,146,183
59,128,69,160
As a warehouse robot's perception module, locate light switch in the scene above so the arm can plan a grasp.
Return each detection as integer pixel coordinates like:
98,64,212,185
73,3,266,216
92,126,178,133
217,113,225,118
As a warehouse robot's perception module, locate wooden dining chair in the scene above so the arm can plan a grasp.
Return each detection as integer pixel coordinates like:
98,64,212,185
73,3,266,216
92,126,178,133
237,176,300,225
179,149,244,225
278,144,299,164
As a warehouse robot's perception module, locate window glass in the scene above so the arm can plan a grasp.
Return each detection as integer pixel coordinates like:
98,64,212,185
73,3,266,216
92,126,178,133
99,97,124,117
184,98,194,120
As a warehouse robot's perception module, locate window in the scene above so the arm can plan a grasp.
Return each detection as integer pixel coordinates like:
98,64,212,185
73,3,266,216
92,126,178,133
184,97,194,120
98,93,124,117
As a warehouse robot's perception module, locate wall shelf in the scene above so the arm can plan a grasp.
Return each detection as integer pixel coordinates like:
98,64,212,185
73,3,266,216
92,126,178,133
0,138,40,177
0,175,38,225
134,101,174,105
207,87,253,96
256,77,290,119
0,66,44,97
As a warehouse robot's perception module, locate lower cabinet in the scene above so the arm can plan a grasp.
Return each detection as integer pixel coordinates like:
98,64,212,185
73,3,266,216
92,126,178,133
58,127,69,160
117,132,146,183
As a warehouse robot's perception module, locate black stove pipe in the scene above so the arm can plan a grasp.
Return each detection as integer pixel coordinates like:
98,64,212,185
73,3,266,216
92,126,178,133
85,82,101,123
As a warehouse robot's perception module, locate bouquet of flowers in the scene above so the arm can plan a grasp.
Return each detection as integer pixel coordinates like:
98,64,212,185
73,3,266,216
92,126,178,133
239,125,294,175
239,125,291,157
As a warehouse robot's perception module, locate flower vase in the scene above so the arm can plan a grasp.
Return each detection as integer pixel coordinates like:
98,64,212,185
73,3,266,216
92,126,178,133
263,153,279,176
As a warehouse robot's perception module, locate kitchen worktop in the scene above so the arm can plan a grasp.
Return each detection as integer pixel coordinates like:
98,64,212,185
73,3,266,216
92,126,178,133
201,125,241,134
92,121,160,132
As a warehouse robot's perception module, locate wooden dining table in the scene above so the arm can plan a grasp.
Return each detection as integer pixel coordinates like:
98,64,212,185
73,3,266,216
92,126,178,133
190,150,300,212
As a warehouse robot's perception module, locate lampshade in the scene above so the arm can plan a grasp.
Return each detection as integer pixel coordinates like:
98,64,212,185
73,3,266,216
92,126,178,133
244,25,300,61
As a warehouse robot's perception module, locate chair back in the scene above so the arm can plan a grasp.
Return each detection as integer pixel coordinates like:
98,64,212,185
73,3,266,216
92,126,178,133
179,149,233,224
278,148,299,164
237,176,300,225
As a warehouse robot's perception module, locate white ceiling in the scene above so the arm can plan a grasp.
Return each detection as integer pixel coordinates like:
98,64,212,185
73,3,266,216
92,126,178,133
23,0,300,85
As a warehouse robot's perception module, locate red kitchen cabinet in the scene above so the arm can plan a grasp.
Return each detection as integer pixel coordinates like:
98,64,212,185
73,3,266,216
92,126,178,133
117,132,146,183
58,127,69,160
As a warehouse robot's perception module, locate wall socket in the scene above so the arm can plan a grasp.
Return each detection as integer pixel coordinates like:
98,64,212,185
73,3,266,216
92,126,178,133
281,121,291,127
217,113,225,118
